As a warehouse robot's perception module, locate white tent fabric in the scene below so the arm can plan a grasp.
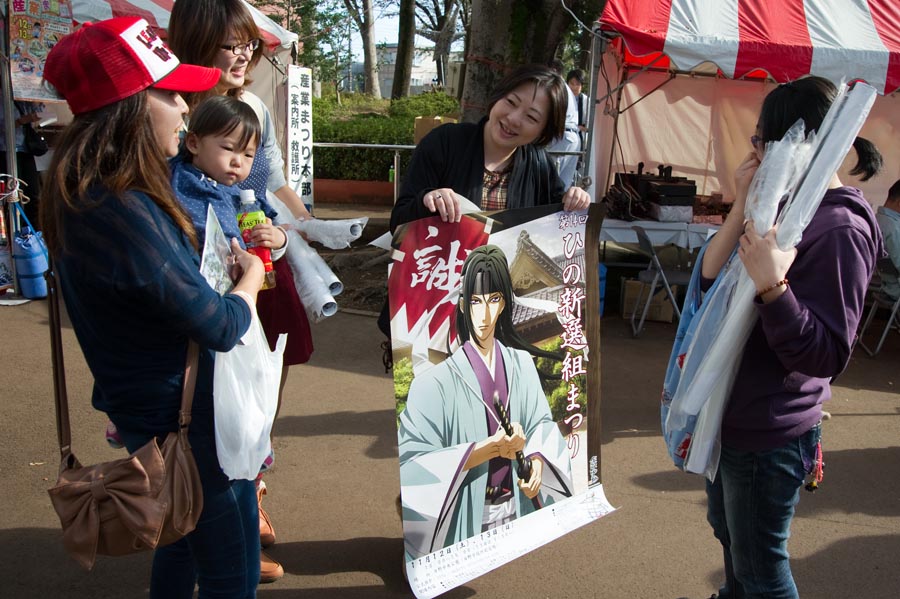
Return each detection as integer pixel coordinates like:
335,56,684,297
599,0,900,95
71,1,298,50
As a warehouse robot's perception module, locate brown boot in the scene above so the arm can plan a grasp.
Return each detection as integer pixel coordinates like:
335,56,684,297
258,480,276,547
259,550,283,583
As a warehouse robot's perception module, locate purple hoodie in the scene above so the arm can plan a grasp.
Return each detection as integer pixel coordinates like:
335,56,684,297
723,187,884,451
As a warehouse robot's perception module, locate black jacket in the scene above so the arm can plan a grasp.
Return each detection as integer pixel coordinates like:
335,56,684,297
389,118,567,231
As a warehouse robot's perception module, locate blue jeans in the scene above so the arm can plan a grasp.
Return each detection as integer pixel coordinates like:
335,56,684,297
706,423,821,599
118,426,260,599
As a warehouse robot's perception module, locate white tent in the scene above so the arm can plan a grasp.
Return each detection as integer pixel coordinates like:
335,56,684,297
71,1,297,52
591,0,900,206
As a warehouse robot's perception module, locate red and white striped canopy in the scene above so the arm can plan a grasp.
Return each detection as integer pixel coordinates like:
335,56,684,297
70,0,297,52
599,0,900,95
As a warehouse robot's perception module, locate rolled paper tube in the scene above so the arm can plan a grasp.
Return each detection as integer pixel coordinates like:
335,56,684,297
282,228,339,322
312,253,343,296
294,218,368,249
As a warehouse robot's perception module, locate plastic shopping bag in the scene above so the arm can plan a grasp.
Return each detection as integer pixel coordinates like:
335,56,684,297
213,315,287,480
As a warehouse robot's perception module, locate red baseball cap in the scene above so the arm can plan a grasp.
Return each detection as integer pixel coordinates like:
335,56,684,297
44,17,221,115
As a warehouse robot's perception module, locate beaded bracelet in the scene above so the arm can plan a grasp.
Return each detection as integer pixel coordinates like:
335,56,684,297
757,278,789,297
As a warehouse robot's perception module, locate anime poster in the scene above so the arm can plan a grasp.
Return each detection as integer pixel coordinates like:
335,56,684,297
390,205,614,597
8,0,73,101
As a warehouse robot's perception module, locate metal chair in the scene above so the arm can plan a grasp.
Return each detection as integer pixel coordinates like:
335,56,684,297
857,257,900,356
630,225,691,336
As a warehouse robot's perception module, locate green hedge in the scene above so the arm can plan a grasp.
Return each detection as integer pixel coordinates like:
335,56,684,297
312,93,459,181
387,93,460,120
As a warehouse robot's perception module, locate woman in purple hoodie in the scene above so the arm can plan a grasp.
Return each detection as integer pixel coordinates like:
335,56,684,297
697,77,884,599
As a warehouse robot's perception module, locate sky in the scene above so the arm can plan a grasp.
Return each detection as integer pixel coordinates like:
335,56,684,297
350,9,442,59
349,9,397,58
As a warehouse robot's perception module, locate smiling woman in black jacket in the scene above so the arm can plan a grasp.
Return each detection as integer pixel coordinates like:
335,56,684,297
390,64,591,232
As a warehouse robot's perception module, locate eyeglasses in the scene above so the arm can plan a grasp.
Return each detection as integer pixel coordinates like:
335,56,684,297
220,38,261,56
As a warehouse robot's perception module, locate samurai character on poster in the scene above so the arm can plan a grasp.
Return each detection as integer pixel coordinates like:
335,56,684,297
398,245,573,560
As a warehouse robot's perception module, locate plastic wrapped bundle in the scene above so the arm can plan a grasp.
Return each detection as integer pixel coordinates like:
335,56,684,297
663,122,809,474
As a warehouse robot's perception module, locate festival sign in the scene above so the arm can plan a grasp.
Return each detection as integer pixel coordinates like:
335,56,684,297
389,205,614,597
284,64,314,212
8,0,72,101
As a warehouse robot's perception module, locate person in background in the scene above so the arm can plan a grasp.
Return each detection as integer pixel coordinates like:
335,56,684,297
0,100,44,226
41,17,265,598
168,0,315,583
875,179,900,299
694,76,883,599
566,69,590,170
545,60,580,187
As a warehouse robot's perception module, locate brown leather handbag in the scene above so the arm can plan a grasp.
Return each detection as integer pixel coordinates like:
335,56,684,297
44,268,204,570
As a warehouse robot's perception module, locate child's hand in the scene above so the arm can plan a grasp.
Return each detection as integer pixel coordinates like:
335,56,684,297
248,219,287,249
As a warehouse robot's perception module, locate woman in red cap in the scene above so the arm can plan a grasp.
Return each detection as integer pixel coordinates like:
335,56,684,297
42,17,265,598
168,0,313,583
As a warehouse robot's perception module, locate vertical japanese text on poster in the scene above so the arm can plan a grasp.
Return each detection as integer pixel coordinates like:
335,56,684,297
285,65,314,211
557,211,589,458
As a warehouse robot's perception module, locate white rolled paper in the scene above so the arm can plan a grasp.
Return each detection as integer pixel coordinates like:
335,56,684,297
312,254,343,296
294,217,368,249
265,192,343,322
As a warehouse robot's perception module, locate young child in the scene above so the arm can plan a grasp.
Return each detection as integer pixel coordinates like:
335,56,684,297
172,95,287,253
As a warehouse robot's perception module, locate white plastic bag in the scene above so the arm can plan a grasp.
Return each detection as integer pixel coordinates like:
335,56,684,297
213,314,287,480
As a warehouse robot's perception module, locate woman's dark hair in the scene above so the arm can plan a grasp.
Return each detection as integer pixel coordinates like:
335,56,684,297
168,0,263,108
758,76,883,181
186,96,261,159
40,91,197,256
456,245,560,363
486,64,568,147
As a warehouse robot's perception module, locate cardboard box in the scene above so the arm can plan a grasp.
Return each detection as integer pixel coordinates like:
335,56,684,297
620,278,678,323
414,116,458,144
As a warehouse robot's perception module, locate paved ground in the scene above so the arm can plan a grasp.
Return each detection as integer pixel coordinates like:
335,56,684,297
2,269,899,598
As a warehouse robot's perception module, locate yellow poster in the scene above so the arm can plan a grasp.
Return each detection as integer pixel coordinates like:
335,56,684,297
8,0,72,101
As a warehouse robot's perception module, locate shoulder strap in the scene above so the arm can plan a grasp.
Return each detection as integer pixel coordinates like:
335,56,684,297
178,341,199,429
46,267,201,459
46,267,72,460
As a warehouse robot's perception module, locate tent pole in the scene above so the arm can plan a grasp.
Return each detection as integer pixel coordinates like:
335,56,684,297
603,56,627,195
582,27,605,192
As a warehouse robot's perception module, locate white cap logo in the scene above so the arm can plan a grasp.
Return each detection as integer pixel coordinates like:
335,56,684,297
119,19,178,84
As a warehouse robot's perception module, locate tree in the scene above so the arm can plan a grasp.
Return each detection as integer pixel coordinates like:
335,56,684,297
560,0,604,72
392,0,416,98
414,0,465,86
460,0,604,122
254,0,352,99
342,0,382,96
455,0,472,101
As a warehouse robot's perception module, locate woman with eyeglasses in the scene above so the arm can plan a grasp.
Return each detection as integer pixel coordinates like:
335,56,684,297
693,76,884,599
168,0,313,584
